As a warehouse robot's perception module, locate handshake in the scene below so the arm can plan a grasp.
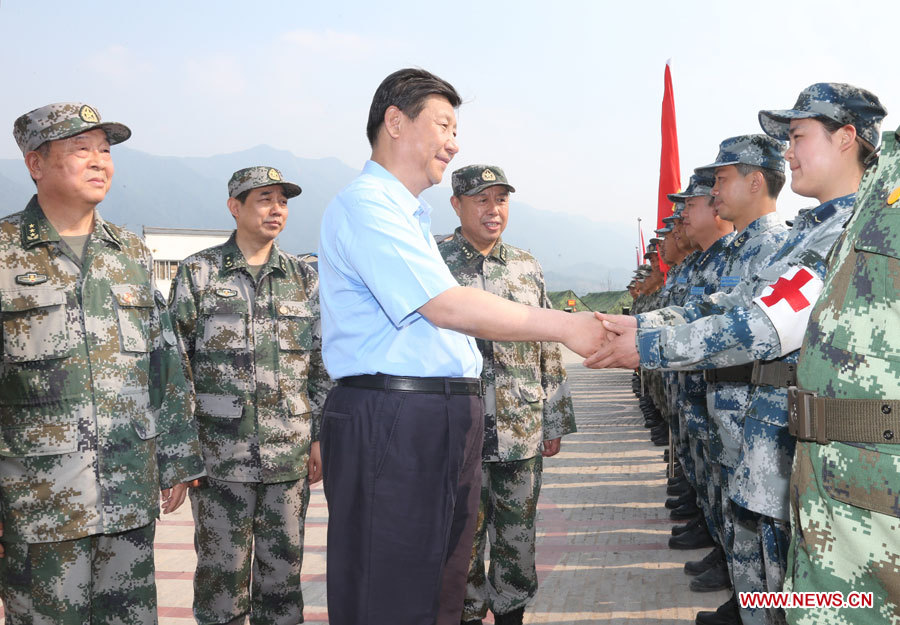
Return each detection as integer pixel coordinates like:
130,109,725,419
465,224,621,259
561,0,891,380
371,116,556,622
560,312,640,370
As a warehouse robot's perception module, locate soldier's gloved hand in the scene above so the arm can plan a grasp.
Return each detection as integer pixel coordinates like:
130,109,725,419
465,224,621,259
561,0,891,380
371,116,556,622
583,318,639,369
160,482,191,514
542,438,561,457
308,441,323,484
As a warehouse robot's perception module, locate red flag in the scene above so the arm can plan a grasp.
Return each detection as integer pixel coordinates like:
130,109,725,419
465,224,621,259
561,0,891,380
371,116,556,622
656,60,681,274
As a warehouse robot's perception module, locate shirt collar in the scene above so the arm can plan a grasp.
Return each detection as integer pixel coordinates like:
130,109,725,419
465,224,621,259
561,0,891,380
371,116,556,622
452,227,508,265
21,195,122,250
220,231,287,277
362,160,433,217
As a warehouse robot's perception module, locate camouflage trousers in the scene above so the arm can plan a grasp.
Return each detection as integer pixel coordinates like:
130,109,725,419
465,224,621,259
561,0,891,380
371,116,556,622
190,477,311,625
727,502,787,625
463,456,542,620
785,441,900,625
728,502,767,625
0,522,156,625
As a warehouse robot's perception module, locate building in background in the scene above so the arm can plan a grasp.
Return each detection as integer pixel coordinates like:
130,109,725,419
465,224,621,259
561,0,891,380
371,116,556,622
143,226,232,296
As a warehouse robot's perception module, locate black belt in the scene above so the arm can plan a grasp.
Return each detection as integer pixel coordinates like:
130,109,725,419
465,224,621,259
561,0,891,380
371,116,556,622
338,374,484,397
703,361,797,388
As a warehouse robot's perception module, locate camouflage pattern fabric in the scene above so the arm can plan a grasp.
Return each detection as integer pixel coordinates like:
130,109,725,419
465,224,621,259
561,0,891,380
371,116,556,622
451,164,516,196
462,456,542,620
227,166,301,199
678,232,734,545
0,196,204,544
438,229,573,619
169,233,332,483
707,213,790,469
0,522,157,624
758,82,887,149
13,102,130,155
694,134,786,178
730,504,768,625
438,229,575,462
786,126,900,625
190,477,310,625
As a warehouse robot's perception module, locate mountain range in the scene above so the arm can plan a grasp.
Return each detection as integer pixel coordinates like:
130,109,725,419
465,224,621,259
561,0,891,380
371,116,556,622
0,145,636,292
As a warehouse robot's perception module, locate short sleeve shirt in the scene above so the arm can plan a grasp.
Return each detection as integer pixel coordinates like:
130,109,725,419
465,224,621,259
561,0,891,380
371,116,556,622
317,161,482,379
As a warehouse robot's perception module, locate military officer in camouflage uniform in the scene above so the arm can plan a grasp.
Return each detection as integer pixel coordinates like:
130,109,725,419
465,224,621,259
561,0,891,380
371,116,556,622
589,86,886,625
439,165,576,625
0,103,205,623
169,166,333,625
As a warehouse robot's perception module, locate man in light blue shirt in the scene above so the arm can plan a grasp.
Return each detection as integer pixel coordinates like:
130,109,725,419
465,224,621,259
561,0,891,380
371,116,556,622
318,68,604,625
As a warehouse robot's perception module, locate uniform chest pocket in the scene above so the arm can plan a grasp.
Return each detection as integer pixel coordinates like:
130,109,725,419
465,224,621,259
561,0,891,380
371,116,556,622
0,287,73,362
276,300,314,351
197,297,249,351
111,284,154,353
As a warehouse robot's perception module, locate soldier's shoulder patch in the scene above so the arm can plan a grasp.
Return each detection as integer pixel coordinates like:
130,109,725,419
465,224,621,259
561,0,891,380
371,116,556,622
215,288,238,298
15,272,48,285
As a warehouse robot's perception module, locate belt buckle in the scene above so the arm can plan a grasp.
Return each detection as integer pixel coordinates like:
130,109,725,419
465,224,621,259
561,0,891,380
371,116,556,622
751,360,763,386
788,387,822,442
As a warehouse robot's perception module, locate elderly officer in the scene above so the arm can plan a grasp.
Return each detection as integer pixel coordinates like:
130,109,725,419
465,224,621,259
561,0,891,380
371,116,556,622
0,102,204,623
169,166,332,625
439,165,576,625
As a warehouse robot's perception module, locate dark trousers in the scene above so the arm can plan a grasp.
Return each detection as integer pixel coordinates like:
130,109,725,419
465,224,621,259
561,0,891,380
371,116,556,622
320,384,484,625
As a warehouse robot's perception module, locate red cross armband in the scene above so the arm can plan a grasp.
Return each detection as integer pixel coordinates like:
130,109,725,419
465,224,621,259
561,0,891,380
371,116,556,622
752,266,824,356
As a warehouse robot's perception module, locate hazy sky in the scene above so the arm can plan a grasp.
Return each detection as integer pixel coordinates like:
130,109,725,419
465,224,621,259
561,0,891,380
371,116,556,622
2,0,897,244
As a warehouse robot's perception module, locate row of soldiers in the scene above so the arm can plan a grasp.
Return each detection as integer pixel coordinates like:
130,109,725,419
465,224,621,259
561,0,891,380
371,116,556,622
0,100,575,624
600,82,898,625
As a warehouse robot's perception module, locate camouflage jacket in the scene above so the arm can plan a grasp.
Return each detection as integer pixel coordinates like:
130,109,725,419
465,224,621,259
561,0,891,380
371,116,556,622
799,126,900,457
439,229,576,462
169,234,332,483
707,213,789,468
0,196,204,543
635,196,854,370
678,232,735,438
634,197,853,519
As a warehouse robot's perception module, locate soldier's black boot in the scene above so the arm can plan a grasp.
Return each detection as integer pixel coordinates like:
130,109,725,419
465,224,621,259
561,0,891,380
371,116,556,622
672,514,703,536
670,500,700,520
494,607,525,625
690,557,731,592
668,520,715,549
652,429,670,446
684,545,724,575
461,620,483,625
695,595,740,625
665,489,695,509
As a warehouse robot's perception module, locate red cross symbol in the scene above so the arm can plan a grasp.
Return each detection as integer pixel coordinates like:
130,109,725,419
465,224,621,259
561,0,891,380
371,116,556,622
760,269,813,312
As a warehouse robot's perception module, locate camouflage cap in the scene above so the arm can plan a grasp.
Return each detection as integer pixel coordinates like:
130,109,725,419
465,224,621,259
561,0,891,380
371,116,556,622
451,164,516,196
656,224,673,235
228,166,301,199
672,202,685,219
667,174,715,202
758,82,887,149
694,135,785,177
13,102,131,155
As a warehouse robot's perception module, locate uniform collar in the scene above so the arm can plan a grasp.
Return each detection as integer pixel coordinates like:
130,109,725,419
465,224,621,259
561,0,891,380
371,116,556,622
453,227,508,264
21,195,122,250
220,231,288,277
797,193,854,227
